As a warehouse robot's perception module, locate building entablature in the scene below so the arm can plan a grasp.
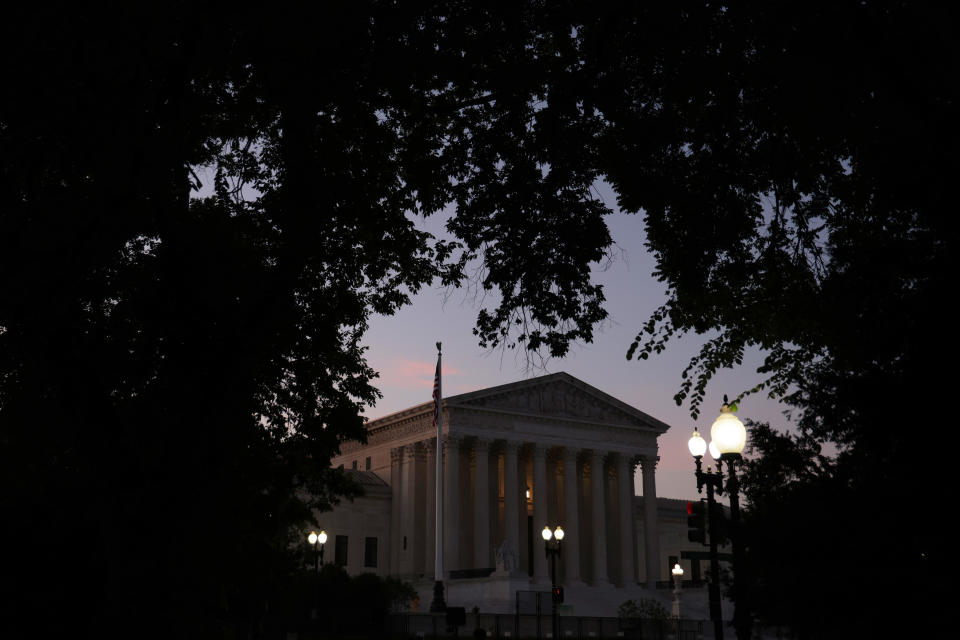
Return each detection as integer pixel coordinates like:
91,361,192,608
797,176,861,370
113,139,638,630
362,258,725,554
338,372,665,458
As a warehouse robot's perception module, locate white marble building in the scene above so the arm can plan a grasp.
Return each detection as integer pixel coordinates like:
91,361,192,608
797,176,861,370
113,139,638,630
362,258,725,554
324,372,725,617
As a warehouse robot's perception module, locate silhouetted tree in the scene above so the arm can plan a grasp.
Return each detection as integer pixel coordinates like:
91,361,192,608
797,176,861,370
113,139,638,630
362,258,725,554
1,3,613,636
602,3,957,637
2,2,955,637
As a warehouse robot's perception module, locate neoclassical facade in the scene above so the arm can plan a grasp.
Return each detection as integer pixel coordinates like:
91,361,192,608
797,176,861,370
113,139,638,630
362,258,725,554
327,372,679,614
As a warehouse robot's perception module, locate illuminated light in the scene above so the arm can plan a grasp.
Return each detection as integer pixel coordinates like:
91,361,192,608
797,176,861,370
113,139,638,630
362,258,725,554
542,526,553,541
688,429,707,457
308,531,318,545
710,405,746,455
709,441,721,460
554,526,565,541
318,530,327,545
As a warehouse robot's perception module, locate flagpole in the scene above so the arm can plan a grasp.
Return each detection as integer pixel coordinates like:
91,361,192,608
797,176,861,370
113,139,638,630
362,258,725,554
430,341,447,612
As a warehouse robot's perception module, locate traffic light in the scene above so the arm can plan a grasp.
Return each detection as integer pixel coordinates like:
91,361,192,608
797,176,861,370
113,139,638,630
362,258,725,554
710,502,729,546
687,500,708,545
552,585,564,604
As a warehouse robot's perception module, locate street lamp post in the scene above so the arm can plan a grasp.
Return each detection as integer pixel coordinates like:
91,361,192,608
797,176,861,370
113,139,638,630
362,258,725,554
687,398,752,640
308,530,327,574
542,525,564,640
671,563,684,619
672,563,684,640
688,430,724,640
307,530,327,623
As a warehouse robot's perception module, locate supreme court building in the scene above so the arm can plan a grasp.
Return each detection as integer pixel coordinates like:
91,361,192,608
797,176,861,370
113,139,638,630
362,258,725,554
325,372,713,616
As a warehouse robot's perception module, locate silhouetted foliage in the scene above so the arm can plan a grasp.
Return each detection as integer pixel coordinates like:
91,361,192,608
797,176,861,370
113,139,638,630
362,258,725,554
1,3,614,636
618,598,669,621
2,2,955,638
592,3,955,636
265,564,415,639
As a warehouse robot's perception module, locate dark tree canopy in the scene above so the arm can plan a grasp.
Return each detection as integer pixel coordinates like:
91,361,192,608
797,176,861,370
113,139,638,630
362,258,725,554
2,1,955,637
1,3,614,635
592,3,957,635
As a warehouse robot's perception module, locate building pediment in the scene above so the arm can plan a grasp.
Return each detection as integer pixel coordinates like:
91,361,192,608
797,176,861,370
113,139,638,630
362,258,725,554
445,372,669,434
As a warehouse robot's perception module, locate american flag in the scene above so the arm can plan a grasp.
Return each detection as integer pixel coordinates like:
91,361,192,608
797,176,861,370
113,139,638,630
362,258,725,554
432,344,442,429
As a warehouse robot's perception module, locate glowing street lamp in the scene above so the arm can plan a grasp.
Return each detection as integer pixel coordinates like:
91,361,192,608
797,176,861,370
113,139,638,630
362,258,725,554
671,563,684,619
688,428,707,457
709,441,722,461
710,404,747,456
308,530,327,574
542,525,564,640
686,397,751,640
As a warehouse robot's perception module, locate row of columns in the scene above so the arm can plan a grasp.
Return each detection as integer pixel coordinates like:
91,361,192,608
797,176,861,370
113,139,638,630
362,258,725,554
389,436,661,588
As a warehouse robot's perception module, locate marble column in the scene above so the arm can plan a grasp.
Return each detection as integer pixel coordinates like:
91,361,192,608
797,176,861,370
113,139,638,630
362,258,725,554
390,446,403,575
473,438,491,568
424,438,437,577
412,442,428,573
561,447,583,585
502,440,521,574
400,444,417,573
442,435,460,574
640,455,661,587
590,449,610,586
616,453,636,586
532,443,549,583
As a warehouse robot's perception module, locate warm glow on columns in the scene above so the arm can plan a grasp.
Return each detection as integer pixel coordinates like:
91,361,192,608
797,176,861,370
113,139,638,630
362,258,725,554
710,405,747,454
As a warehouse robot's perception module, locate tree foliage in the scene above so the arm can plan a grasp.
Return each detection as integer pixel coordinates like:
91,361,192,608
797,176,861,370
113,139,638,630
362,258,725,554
591,3,956,635
618,598,670,621
2,2,955,636
0,2,615,635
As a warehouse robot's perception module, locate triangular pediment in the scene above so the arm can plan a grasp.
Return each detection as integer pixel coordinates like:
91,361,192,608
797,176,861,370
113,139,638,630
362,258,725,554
444,372,670,434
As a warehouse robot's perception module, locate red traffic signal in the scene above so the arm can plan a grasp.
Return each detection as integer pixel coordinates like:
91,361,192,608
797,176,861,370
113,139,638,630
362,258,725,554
687,500,707,545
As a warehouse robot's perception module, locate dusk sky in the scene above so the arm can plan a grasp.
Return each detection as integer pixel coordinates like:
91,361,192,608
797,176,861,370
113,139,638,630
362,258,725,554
362,184,791,500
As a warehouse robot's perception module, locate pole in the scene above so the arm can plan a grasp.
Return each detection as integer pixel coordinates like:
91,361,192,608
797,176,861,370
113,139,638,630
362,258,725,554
706,476,724,640
430,342,447,612
550,548,558,640
725,455,752,640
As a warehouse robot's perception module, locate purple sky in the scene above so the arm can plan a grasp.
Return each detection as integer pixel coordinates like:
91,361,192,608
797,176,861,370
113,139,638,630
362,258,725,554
362,188,793,501
192,172,792,500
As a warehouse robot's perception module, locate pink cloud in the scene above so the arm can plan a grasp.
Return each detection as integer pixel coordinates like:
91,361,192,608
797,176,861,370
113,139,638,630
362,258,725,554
376,358,461,390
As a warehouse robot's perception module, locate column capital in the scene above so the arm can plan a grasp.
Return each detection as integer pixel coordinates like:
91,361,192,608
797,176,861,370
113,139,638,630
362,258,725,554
639,454,660,471
589,449,611,473
531,442,549,460
470,437,491,463
501,439,522,456
390,445,405,464
413,441,430,461
403,444,418,462
613,451,637,471
422,437,437,454
442,433,461,450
